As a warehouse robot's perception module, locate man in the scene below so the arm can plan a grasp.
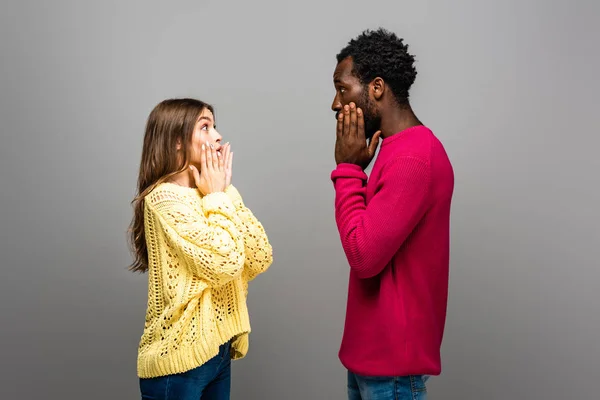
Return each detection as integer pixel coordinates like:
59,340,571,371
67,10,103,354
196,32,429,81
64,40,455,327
330,28,455,399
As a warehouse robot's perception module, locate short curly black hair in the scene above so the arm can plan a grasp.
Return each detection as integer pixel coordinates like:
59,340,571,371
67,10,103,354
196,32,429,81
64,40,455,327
336,28,417,104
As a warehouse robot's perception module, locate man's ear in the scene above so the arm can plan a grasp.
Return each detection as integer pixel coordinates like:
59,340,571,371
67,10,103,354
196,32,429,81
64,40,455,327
371,77,385,101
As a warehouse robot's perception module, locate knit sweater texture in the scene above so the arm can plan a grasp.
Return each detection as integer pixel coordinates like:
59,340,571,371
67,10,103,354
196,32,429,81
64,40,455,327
331,125,454,376
137,183,272,378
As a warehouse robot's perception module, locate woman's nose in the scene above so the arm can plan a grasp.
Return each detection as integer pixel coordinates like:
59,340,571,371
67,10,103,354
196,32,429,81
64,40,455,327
212,129,222,143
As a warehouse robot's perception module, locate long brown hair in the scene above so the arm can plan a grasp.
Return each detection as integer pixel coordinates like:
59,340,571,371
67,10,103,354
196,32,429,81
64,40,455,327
128,98,215,273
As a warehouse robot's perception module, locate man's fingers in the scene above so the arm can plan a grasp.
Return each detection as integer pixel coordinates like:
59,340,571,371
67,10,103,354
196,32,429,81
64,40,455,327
350,103,358,138
336,111,344,140
357,107,365,140
368,130,382,156
343,105,350,137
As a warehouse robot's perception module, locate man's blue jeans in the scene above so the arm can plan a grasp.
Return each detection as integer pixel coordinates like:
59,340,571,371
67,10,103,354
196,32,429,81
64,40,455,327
348,370,429,400
139,341,231,400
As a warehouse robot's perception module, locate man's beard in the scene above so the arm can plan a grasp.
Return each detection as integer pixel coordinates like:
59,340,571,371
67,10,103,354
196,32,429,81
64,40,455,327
358,90,381,141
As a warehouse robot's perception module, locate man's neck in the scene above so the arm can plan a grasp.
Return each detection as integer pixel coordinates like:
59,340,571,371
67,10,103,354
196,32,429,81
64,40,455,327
380,104,422,139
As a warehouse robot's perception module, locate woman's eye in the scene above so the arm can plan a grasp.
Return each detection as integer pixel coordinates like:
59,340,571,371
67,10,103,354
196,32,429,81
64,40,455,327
201,125,208,131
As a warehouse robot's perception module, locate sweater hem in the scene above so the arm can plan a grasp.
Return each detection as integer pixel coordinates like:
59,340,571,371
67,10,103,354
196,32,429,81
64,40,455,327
339,354,442,377
137,316,251,379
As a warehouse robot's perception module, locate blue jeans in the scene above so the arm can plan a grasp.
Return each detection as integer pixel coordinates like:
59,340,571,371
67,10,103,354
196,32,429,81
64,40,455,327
348,371,429,400
139,341,232,400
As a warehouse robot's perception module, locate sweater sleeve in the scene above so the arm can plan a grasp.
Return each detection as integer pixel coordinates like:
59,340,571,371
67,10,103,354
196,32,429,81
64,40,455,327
330,157,431,279
146,189,245,287
225,185,273,281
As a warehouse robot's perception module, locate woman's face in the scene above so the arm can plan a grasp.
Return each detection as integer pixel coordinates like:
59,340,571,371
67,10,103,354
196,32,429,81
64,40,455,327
189,108,222,167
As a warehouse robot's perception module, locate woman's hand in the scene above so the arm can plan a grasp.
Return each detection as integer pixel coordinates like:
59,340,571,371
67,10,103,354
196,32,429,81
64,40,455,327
190,142,227,195
222,143,233,187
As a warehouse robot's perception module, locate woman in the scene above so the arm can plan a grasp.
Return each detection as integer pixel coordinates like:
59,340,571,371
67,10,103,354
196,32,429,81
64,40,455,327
128,98,273,399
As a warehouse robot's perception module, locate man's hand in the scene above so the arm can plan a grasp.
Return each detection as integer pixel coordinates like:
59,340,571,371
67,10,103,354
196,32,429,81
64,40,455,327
335,102,381,170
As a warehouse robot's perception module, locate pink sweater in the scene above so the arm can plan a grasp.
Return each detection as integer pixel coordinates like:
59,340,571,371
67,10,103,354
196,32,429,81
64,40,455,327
331,125,454,377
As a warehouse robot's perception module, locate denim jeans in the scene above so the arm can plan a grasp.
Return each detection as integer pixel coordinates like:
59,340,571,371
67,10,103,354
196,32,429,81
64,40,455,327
139,341,232,400
348,371,429,400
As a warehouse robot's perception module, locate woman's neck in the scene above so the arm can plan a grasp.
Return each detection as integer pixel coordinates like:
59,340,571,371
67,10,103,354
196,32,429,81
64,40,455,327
168,170,194,188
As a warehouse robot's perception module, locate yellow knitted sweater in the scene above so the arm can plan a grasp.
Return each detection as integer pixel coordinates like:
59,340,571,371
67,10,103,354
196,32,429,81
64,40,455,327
137,182,273,378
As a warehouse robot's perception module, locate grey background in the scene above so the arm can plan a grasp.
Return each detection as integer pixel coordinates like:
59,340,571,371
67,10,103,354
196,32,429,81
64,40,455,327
1,0,598,399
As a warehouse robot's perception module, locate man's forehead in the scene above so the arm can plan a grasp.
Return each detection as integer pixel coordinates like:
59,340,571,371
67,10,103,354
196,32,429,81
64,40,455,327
334,57,354,81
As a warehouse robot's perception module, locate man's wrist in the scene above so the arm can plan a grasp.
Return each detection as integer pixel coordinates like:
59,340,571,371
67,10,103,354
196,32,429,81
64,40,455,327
331,163,368,181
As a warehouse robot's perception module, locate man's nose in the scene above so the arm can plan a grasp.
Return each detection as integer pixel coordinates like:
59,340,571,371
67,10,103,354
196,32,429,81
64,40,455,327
331,96,342,112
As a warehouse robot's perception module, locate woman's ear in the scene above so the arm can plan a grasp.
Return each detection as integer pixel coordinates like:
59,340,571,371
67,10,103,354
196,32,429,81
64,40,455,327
176,139,182,151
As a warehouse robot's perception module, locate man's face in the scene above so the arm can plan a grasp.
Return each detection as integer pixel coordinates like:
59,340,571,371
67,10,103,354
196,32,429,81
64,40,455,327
331,57,381,139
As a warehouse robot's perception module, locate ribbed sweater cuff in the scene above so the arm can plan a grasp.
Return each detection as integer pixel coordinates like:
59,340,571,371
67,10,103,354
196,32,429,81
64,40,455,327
225,185,244,208
202,191,237,217
331,163,368,181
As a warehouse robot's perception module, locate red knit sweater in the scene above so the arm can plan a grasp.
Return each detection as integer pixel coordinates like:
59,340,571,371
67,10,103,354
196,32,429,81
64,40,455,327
331,125,454,376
